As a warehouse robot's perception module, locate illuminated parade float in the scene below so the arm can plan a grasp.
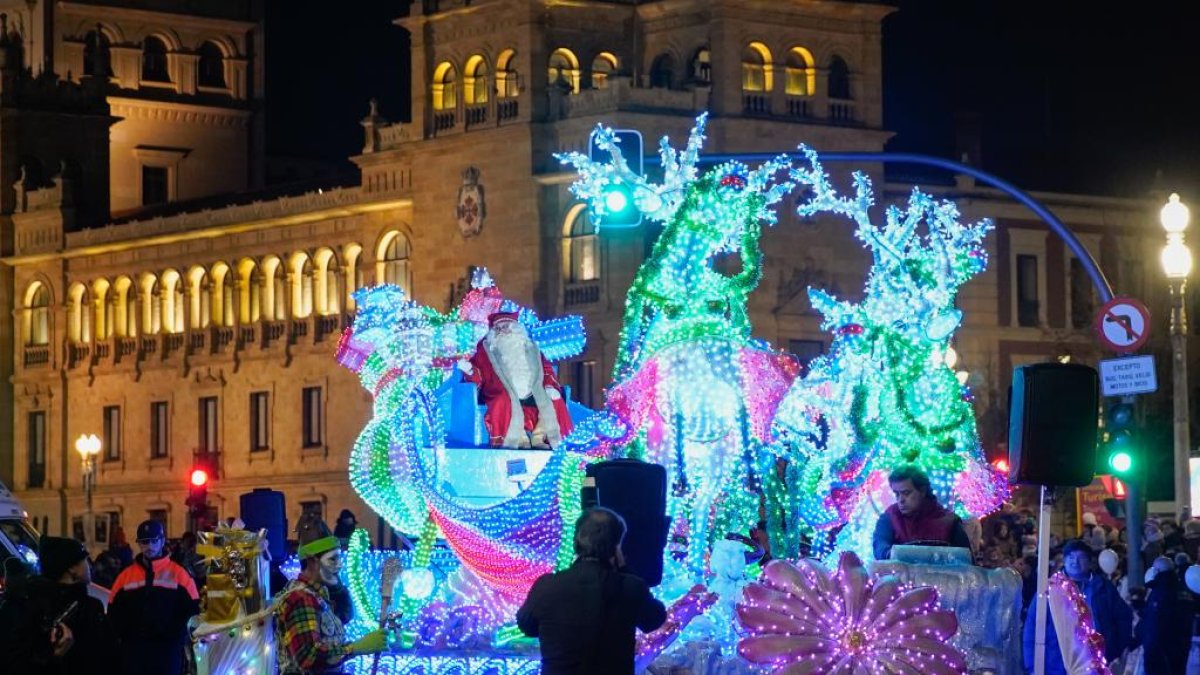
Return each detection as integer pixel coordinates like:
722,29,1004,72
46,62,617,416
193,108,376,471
248,115,1109,674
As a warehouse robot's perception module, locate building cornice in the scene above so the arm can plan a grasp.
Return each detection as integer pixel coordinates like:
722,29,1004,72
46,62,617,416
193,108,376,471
3,189,410,265
109,97,251,128
57,2,258,34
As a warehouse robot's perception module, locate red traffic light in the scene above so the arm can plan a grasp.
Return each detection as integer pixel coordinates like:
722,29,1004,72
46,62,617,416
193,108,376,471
992,458,1010,474
190,468,209,487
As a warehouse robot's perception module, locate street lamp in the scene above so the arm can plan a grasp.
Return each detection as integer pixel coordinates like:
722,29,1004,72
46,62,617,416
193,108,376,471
75,433,102,551
1160,193,1193,519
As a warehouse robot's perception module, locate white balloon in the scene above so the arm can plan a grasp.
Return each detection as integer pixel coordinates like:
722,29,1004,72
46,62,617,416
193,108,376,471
1185,565,1200,595
1098,549,1119,575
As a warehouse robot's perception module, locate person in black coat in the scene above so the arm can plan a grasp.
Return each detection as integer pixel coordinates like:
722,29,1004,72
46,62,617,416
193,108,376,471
517,507,667,675
0,536,117,674
1138,560,1194,675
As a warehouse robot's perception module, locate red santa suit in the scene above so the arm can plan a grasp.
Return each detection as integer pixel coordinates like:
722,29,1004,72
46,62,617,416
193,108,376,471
465,313,574,448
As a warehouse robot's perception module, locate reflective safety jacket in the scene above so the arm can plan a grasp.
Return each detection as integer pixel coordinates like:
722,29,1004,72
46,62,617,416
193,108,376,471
108,554,199,649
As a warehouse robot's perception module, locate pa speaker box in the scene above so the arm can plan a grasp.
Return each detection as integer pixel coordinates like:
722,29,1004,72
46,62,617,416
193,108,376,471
1008,363,1099,487
239,489,288,561
583,459,670,587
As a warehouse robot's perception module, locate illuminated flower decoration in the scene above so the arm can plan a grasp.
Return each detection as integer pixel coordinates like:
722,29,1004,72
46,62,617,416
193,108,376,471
737,553,967,674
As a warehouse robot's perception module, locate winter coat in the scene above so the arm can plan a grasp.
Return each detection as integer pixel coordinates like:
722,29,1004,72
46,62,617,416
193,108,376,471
1022,572,1132,674
108,553,200,675
0,575,117,675
1137,571,1193,675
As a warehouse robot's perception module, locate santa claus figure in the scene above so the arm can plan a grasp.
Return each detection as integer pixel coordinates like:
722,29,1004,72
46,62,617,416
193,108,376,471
459,312,573,448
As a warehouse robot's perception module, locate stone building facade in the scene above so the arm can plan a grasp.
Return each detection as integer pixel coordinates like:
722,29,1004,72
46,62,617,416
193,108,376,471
2,0,1189,546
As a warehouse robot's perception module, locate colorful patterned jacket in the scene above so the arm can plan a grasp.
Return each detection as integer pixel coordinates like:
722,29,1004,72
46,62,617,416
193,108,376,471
275,575,353,674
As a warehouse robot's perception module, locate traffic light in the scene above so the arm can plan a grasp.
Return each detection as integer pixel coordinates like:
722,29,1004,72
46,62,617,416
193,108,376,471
186,459,211,528
1104,401,1137,477
589,129,643,228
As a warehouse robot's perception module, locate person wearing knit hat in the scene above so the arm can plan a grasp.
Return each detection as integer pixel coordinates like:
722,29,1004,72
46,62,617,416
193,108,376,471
0,536,117,673
274,513,387,673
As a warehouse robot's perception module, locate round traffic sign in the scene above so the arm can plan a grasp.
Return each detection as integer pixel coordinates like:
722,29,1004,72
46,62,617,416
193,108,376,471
1094,296,1151,353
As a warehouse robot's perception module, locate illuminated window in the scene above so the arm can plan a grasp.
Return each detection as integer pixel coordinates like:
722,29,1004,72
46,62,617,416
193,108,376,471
496,49,519,98
784,47,814,96
742,42,772,92
548,48,580,93
26,283,50,345
465,55,489,104
432,62,458,110
591,53,617,89
150,401,169,459
563,206,598,282
691,48,711,84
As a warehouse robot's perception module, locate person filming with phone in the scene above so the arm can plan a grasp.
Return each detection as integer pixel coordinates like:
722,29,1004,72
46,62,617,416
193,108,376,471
0,536,116,674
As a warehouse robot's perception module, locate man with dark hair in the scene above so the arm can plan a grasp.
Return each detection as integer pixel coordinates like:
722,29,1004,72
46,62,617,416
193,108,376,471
517,507,667,674
1023,539,1132,674
872,465,970,560
0,536,116,674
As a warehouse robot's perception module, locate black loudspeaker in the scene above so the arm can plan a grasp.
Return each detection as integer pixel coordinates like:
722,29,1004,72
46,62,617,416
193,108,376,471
583,459,670,587
240,489,288,561
1008,363,1099,487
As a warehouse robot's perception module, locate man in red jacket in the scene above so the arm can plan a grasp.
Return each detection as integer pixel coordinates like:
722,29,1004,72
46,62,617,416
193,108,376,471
108,520,199,675
872,465,970,560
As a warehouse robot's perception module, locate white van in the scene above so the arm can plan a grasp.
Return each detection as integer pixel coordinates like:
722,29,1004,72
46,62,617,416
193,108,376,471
0,480,40,594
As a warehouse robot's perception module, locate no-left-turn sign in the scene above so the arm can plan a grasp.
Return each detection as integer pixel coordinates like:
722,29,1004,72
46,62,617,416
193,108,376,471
1094,297,1151,353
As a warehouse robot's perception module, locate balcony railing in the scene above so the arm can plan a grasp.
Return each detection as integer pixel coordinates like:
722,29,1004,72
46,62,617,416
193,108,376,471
23,344,49,367
262,320,286,346
68,342,89,368
93,341,110,360
238,324,257,348
115,337,137,360
786,97,812,119
139,336,158,357
289,317,310,343
433,110,457,133
465,104,487,127
564,281,601,307
743,93,770,116
497,99,519,122
187,330,206,353
315,314,341,342
212,326,233,352
829,101,856,125
164,333,185,355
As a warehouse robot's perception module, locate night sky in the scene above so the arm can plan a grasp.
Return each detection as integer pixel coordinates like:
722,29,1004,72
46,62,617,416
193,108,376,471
267,1,1200,200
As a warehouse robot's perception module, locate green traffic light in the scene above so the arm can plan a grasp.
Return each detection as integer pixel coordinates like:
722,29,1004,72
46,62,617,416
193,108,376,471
597,184,641,227
1109,450,1133,474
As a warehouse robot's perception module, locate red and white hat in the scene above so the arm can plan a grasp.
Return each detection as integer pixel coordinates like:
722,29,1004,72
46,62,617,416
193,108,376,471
488,311,519,327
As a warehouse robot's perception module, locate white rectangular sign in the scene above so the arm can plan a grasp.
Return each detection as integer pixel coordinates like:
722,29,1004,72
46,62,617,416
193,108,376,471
1099,354,1158,396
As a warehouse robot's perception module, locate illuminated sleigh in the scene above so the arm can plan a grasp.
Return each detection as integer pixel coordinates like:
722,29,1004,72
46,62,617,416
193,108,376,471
337,270,593,616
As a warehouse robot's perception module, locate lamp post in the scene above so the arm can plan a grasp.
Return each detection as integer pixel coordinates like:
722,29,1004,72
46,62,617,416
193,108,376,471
75,433,102,551
1160,193,1193,519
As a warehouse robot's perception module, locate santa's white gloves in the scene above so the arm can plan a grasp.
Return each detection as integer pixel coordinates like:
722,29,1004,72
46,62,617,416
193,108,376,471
457,359,474,375
545,387,562,401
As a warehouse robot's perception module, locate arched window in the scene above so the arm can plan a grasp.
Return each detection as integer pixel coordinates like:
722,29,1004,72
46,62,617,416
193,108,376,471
314,249,340,316
591,52,617,89
187,266,208,330
432,62,458,111
113,277,134,337
236,259,259,323
25,282,50,346
496,49,519,98
290,253,314,319
160,270,183,333
785,47,815,96
464,55,489,105
198,41,225,88
139,274,161,334
68,283,89,343
649,53,675,89
691,48,711,85
210,263,232,327
548,48,580,93
828,55,851,100
343,244,363,311
142,36,170,83
92,279,111,341
376,232,412,290
84,29,112,77
261,257,285,321
742,42,772,92
563,205,599,283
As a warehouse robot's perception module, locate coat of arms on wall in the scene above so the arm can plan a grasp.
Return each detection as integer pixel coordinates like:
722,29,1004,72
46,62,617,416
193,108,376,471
456,166,486,238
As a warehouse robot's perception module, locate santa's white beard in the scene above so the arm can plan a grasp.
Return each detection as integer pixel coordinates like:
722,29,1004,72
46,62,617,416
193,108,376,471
490,330,536,398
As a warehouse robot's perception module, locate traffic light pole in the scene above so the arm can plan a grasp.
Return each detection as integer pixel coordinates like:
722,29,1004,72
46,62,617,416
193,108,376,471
1032,485,1053,675
1126,471,1145,592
